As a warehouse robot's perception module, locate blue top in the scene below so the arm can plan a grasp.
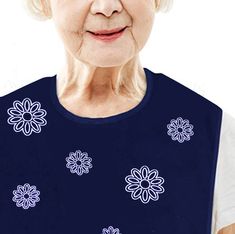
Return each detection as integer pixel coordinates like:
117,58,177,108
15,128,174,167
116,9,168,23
0,67,222,234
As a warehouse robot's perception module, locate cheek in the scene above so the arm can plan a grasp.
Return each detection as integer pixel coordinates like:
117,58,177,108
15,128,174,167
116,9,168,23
53,13,86,55
123,1,155,45
52,1,89,34
123,0,155,28
57,16,83,35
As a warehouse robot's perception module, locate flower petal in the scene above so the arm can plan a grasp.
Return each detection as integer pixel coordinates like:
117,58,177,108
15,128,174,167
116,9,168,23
30,102,40,113
23,121,32,136
13,101,25,113
131,168,142,180
132,188,142,200
151,177,164,185
148,188,159,201
32,109,47,118
140,189,150,204
30,120,41,133
140,166,149,179
23,98,32,112
151,185,165,193
125,183,140,192
125,176,140,184
8,116,23,123
23,199,30,209
148,169,159,180
33,117,47,126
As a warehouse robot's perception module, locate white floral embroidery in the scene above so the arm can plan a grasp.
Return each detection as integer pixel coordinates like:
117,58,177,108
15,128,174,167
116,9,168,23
125,165,165,204
7,97,47,136
101,226,121,234
167,117,194,143
12,183,40,209
65,149,93,176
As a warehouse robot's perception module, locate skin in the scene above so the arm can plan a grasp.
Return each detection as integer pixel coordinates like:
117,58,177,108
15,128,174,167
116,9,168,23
218,224,235,234
46,0,156,118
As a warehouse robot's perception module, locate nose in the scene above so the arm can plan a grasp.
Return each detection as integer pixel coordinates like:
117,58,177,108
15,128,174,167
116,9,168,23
90,0,123,17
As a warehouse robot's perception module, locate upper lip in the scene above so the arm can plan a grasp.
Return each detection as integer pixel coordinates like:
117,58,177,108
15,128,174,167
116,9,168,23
88,27,127,35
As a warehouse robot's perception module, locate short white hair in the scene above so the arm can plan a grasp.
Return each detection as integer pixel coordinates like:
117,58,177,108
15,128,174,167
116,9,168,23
22,0,173,21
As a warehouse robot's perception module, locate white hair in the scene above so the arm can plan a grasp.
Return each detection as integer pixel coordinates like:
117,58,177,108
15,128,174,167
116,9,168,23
22,0,173,21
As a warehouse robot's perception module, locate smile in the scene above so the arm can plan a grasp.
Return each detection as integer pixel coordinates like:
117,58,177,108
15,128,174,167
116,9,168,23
87,27,127,42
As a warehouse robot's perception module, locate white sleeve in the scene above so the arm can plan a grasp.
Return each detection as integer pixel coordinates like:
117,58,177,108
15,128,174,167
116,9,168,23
211,111,235,234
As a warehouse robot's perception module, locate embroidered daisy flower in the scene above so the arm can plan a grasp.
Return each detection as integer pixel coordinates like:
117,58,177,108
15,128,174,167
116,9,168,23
65,149,93,176
125,165,165,204
12,183,40,209
167,117,194,143
7,97,47,136
101,226,121,234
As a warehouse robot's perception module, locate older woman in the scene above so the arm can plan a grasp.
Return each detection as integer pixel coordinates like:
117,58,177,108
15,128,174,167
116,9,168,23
0,0,234,234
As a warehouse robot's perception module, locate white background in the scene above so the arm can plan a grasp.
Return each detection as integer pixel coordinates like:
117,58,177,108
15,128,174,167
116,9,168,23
0,1,235,116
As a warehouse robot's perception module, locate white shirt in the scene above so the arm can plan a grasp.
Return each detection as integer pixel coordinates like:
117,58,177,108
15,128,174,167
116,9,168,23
212,111,235,234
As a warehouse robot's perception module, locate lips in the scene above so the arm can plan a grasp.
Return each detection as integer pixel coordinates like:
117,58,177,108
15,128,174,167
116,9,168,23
88,27,127,35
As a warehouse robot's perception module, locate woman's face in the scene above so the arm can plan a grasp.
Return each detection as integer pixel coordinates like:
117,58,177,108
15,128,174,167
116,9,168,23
49,0,156,67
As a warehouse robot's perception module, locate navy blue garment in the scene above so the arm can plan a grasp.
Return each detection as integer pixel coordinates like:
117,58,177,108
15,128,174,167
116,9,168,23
0,67,222,234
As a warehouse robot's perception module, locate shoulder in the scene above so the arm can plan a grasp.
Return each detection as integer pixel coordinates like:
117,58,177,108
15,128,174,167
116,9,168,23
0,75,52,121
165,72,220,110
146,68,222,118
0,75,52,143
0,76,51,104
